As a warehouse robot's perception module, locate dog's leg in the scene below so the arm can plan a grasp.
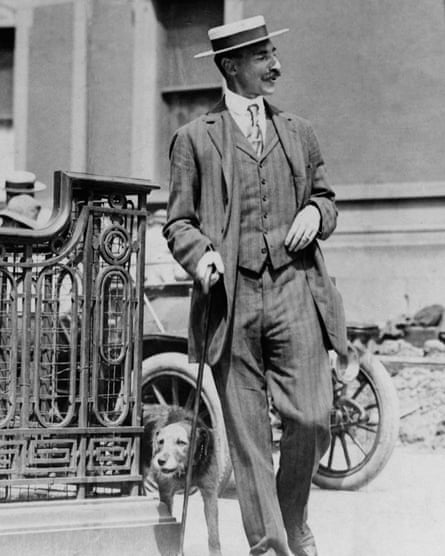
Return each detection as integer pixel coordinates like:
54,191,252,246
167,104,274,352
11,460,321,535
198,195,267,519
141,464,158,498
158,482,175,515
200,486,222,556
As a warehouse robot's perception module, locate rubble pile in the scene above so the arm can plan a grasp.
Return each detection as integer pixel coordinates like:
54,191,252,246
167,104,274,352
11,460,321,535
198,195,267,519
374,303,445,357
367,304,445,450
393,365,445,451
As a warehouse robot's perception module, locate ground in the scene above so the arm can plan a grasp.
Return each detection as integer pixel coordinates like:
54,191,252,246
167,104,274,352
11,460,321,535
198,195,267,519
177,446,445,556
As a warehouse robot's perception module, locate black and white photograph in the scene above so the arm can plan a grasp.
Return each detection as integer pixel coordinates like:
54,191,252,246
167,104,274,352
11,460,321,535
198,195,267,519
1,1,445,555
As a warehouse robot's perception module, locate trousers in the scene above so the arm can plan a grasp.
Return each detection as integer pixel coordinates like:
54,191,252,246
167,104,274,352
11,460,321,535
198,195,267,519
212,260,333,555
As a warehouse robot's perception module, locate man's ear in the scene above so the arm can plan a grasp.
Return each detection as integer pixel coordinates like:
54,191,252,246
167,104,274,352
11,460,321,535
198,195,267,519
221,56,237,76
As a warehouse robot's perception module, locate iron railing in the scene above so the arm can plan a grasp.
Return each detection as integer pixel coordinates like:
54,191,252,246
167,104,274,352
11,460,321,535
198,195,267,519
0,171,158,502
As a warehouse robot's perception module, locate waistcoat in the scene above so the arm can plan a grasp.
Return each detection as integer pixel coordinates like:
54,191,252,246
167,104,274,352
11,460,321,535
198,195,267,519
235,117,298,272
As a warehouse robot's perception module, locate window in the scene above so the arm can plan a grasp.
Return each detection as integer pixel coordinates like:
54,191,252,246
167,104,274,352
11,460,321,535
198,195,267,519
153,0,223,182
0,27,15,177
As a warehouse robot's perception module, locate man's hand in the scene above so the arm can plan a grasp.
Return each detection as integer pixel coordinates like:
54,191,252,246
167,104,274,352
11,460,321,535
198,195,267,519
196,251,224,294
284,205,321,252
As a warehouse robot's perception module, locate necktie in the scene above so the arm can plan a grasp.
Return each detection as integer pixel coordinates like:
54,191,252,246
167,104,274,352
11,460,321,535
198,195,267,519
247,103,263,157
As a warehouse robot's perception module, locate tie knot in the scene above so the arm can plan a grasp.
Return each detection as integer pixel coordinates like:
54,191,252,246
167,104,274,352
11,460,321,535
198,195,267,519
247,104,259,121
246,103,263,157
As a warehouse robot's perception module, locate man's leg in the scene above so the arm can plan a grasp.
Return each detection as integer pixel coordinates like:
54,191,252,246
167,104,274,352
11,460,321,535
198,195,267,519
262,262,333,555
212,268,291,556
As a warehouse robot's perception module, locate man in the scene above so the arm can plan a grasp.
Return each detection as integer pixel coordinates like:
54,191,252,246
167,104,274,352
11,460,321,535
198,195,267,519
0,194,42,229
163,15,348,556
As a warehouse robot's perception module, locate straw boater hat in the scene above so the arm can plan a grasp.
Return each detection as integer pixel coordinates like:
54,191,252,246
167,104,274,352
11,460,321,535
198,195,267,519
194,15,288,59
4,170,46,195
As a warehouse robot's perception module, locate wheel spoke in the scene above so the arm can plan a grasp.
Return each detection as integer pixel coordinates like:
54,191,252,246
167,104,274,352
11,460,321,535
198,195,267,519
364,402,378,411
352,380,367,400
345,430,368,457
184,387,195,410
327,434,337,469
143,372,215,430
171,377,179,406
339,433,352,469
354,422,378,434
151,384,168,405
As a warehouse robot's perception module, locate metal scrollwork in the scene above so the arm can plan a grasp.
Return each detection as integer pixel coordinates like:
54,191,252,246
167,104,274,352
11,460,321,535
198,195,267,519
99,225,131,265
108,193,126,210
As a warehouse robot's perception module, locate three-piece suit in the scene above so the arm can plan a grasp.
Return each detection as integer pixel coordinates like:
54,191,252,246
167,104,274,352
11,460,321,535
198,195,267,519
164,98,347,555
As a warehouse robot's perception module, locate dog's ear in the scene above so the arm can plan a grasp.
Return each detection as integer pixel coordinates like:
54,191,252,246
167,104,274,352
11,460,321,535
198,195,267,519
141,416,164,463
152,429,161,455
194,426,210,464
141,423,155,463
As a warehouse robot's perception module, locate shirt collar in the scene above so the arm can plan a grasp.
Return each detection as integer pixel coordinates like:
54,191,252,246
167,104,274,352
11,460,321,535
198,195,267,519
225,88,265,117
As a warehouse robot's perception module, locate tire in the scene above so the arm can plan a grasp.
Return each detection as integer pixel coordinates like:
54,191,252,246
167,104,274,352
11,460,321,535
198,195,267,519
141,352,232,495
312,351,399,490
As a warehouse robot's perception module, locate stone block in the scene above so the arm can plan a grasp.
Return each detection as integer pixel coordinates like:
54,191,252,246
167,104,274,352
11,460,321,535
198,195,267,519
0,496,180,556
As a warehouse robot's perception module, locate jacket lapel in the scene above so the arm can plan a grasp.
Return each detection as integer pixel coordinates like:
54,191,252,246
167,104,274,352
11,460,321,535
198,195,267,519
267,102,300,177
267,101,307,207
205,100,237,237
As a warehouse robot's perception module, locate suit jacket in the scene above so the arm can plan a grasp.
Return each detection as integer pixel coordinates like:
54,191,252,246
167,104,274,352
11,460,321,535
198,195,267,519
164,99,348,365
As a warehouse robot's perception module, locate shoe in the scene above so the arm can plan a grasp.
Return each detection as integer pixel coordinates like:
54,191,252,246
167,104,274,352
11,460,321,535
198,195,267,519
289,523,318,556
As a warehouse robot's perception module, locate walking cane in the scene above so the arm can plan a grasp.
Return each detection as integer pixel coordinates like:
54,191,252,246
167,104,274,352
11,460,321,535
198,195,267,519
178,268,214,556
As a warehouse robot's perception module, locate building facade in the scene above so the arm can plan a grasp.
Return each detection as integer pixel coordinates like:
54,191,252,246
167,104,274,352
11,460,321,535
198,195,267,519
2,0,445,324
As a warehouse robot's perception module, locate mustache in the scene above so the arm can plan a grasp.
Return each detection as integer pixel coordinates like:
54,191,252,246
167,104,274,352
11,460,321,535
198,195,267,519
264,69,281,79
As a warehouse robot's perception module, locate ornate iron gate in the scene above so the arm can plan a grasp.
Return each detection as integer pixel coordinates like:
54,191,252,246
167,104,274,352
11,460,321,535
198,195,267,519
0,171,157,502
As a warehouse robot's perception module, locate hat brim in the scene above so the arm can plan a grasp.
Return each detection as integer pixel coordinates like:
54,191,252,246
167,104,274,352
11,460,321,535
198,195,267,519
194,28,289,59
0,210,39,229
6,180,47,194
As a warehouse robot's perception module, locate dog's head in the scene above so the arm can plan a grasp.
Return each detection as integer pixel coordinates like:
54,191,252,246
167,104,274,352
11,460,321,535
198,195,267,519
150,418,212,479
152,421,190,478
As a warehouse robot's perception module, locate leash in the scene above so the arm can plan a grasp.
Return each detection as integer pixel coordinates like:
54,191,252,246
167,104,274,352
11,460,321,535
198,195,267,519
178,274,213,556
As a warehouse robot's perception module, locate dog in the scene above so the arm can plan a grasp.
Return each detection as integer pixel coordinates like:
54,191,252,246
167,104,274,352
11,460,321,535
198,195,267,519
141,405,222,556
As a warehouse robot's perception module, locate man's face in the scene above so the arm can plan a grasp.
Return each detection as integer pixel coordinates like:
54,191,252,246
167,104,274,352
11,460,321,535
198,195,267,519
226,40,282,98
